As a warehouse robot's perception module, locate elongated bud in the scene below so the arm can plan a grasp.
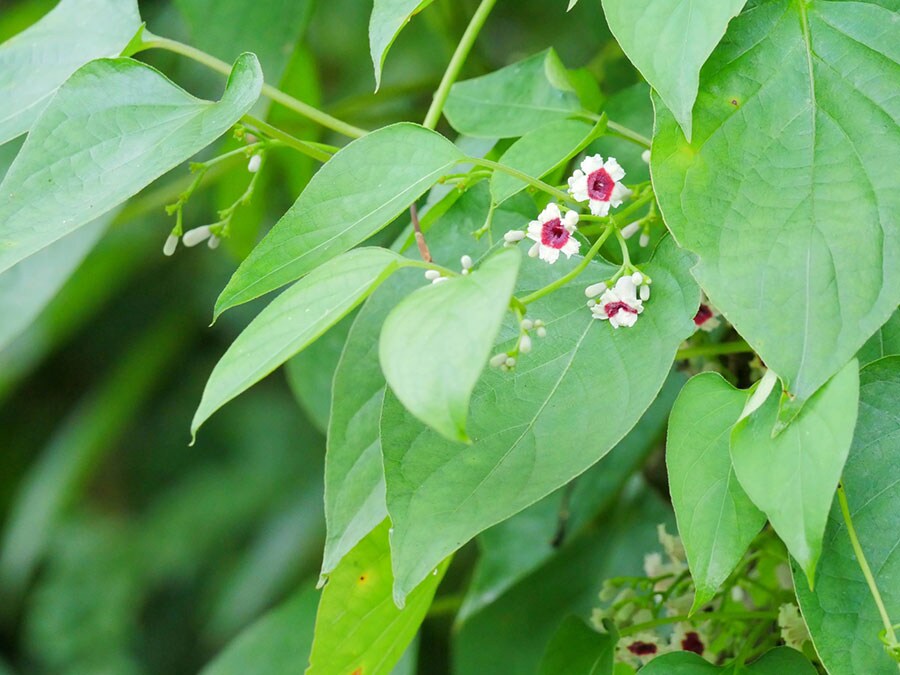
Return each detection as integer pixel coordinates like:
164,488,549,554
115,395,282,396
504,230,526,243
163,234,179,257
247,154,262,173
640,284,650,301
621,221,640,239
489,352,508,368
460,255,473,270
183,225,212,247
528,242,540,258
432,276,448,285
631,271,643,285
208,235,221,250
585,282,606,298
424,269,441,281
518,334,532,354
641,149,651,164
639,232,650,248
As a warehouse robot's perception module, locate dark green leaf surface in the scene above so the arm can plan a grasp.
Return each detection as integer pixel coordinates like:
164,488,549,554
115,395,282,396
0,54,262,274
794,356,900,675
0,0,141,145
602,0,746,140
369,0,435,90
858,308,900,366
193,248,414,437
652,0,900,406
667,372,765,611
638,646,815,674
215,123,464,315
382,237,700,604
444,49,583,138
731,360,859,581
538,616,614,675
306,520,447,675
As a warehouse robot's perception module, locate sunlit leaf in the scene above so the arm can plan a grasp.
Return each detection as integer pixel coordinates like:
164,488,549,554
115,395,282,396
370,0,436,90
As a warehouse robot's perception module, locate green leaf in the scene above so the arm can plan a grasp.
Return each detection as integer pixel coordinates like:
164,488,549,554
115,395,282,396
193,248,414,438
201,583,319,675
306,520,448,675
858,308,900,366
794,356,900,675
0,54,262,274
380,248,520,442
215,123,464,316
602,0,746,141
322,185,533,578
539,616,615,675
637,646,816,674
667,372,766,612
651,0,900,405
382,236,700,604
589,83,653,185
491,119,600,205
444,49,583,138
730,359,859,582
370,0,436,90
0,0,141,145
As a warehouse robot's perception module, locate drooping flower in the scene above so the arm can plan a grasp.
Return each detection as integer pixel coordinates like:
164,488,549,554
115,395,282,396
591,276,644,328
526,203,580,264
568,154,631,216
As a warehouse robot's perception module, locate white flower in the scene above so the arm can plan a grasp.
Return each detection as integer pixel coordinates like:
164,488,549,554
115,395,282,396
669,623,709,658
693,296,721,332
568,154,631,216
525,203,580,264
618,631,667,667
162,234,179,257
183,225,212,247
778,603,811,650
591,276,644,328
518,334,532,354
247,154,262,173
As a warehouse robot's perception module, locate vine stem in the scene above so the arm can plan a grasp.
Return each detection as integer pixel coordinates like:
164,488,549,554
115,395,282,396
618,611,777,637
138,37,368,139
579,111,651,149
423,0,499,130
467,157,574,204
837,483,899,654
675,340,753,360
242,114,334,162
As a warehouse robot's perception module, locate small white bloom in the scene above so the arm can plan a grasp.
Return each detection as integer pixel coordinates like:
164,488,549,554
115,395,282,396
567,154,631,216
504,229,526,243
591,276,644,328
525,204,580,264
778,603,811,650
425,269,441,281
639,232,650,248
208,235,221,250
183,225,212,247
670,623,709,658
641,149,651,164
489,352,508,368
163,234,179,257
518,334,532,354
460,254,473,270
618,631,667,667
247,154,262,173
621,221,640,239
584,281,607,299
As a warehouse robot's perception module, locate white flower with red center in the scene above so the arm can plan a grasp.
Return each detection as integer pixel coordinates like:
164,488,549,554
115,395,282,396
693,295,721,332
568,154,631,216
525,203,580,264
591,276,644,328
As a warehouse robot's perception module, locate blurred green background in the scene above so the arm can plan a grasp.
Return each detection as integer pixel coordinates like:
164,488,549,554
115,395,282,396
0,1,658,673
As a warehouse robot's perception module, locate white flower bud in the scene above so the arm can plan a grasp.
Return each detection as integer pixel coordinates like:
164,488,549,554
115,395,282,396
533,320,544,328
536,326,547,338
163,234,179,257
247,154,262,173
183,225,212,247
432,276,448,284
425,269,441,281
505,356,516,368
504,230,526,243
528,242,540,258
518,334,532,354
631,271,643,284
489,353,508,368
460,254,473,270
585,282,606,298
520,319,534,331
208,235,221,250
641,149,651,164
639,232,650,248
640,284,650,301
621,221,640,239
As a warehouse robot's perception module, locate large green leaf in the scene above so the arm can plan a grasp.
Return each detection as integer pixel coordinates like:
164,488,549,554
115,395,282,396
730,360,859,581
538,616,614,675
321,185,535,579
382,236,700,604
0,54,262,274
0,0,141,146
444,49,583,138
652,0,900,406
201,583,319,675
638,647,816,674
602,0,746,140
306,520,447,675
491,119,599,205
215,123,464,315
380,248,520,442
858,308,900,366
369,0,435,90
794,356,900,675
193,248,415,438
667,372,766,612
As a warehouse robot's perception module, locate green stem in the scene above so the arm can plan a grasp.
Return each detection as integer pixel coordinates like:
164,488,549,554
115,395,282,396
619,611,777,637
423,0,499,129
139,37,367,139
578,111,652,148
520,226,616,305
837,483,898,651
675,340,753,360
578,191,654,236
468,157,574,204
242,114,334,162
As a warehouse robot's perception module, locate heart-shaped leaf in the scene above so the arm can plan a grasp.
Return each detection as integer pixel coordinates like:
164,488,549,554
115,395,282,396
215,123,464,316
0,54,262,274
730,359,859,582
0,0,141,145
651,0,900,406
667,372,766,612
382,236,700,604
